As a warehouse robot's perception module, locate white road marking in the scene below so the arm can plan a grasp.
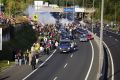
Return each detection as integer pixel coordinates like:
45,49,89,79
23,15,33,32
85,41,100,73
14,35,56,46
64,63,68,68
53,77,58,80
22,49,57,80
115,39,118,41
70,54,73,58
85,41,94,80
109,36,112,38
103,42,114,80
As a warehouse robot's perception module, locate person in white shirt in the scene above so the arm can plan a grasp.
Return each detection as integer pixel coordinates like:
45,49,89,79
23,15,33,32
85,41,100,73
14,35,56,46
39,45,44,55
55,41,59,49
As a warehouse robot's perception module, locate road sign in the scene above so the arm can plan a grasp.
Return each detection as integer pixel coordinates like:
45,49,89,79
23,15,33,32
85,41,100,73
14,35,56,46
64,8,74,12
33,14,38,21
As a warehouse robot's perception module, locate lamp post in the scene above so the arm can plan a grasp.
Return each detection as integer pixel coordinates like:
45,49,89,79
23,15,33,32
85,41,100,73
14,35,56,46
115,3,117,28
99,0,104,78
66,0,67,19
82,0,85,21
92,0,95,33
0,0,1,13
73,0,75,22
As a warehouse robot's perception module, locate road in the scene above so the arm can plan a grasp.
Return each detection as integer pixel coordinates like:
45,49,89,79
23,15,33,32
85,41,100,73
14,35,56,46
94,27,120,80
23,40,99,80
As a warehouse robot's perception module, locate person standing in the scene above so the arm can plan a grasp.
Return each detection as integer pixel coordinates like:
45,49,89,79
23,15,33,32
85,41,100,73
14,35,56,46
46,46,50,55
18,50,22,66
40,45,44,54
35,54,39,64
31,56,36,70
15,54,19,65
55,41,59,49
29,45,35,65
23,53,28,65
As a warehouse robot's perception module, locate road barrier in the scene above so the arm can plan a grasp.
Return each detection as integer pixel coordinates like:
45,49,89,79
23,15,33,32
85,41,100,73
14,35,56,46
91,31,114,80
92,32,104,80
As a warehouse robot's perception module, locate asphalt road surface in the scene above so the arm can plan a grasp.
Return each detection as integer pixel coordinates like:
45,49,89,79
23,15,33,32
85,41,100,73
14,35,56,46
24,40,99,80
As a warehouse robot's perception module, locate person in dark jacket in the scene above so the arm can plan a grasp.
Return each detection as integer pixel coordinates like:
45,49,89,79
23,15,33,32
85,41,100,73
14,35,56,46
31,56,36,70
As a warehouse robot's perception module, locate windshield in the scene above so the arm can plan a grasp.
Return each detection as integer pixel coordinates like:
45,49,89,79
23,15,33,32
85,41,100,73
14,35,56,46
60,41,71,46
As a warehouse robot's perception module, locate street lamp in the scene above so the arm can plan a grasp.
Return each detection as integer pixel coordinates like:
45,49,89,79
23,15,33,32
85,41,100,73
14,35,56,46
99,0,104,79
115,3,117,28
82,0,85,21
0,0,1,13
66,0,68,19
92,0,95,33
73,0,75,22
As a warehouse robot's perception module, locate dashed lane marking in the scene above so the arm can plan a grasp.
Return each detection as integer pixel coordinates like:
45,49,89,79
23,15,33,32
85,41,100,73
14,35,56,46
70,54,73,58
53,77,58,80
115,39,118,41
64,63,68,68
109,36,112,38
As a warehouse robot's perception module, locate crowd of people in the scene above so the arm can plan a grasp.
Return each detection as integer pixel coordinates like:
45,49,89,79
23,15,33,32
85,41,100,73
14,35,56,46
0,17,11,25
14,21,59,70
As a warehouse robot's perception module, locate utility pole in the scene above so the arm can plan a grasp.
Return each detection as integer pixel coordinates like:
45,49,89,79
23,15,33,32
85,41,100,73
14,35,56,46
0,0,1,13
82,0,85,21
115,3,117,28
73,0,75,22
66,0,67,19
99,0,104,79
58,0,60,7
92,0,95,33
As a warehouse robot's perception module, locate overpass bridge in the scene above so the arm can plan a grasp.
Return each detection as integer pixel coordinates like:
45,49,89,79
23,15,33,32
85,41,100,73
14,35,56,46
34,6,95,13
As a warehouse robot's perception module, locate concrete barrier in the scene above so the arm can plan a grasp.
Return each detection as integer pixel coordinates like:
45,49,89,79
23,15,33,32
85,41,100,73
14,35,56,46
90,31,114,80
88,31,104,79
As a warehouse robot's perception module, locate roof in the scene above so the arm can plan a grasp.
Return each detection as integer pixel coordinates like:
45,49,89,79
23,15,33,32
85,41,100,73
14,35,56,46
60,39,71,42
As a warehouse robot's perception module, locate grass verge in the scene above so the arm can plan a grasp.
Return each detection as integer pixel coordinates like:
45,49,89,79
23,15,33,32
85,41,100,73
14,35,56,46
0,60,14,73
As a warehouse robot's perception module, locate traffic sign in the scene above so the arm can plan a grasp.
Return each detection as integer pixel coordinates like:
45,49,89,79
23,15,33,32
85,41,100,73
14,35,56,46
64,8,74,12
33,14,38,21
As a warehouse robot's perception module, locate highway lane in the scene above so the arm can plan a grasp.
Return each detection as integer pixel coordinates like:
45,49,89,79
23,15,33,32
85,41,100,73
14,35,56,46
24,40,99,80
